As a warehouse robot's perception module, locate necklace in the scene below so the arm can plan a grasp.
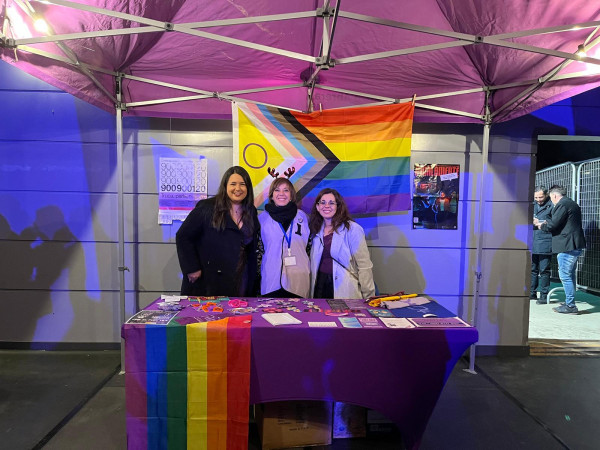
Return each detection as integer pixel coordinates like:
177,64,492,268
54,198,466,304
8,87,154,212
231,206,243,227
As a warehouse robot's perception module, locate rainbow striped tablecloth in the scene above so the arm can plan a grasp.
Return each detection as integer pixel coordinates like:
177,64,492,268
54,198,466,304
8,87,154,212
124,315,252,450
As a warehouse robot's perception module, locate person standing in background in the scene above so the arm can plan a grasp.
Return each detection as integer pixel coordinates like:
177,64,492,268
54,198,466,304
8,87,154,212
534,185,586,315
259,170,310,298
530,186,553,304
176,166,260,297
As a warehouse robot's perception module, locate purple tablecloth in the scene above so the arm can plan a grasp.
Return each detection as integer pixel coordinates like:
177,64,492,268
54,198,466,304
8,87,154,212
125,297,478,449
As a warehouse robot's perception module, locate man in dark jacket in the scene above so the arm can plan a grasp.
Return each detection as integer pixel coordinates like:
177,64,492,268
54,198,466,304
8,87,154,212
534,185,586,315
530,186,552,304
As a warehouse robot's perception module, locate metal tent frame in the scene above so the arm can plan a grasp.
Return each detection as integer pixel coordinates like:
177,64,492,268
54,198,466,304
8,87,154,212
3,0,600,370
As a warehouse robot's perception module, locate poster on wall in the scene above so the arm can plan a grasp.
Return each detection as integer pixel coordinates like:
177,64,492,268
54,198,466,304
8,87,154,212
158,157,208,224
412,163,460,230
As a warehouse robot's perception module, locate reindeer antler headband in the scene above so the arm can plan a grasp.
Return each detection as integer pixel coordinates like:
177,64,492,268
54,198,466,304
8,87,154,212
267,166,296,179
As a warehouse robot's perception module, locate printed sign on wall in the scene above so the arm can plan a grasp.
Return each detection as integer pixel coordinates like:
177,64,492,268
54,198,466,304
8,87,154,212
413,163,460,230
158,157,207,224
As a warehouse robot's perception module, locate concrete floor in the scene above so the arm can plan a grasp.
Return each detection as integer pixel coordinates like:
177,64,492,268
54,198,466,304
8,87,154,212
528,284,600,341
2,350,599,450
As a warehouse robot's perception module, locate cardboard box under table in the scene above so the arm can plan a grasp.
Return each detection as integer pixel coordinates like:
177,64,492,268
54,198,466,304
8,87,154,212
123,297,478,450
256,401,332,449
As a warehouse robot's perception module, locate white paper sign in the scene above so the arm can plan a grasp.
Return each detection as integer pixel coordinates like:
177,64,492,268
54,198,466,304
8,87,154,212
158,157,208,224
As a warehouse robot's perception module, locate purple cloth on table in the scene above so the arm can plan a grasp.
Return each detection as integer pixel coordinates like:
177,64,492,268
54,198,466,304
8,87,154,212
126,297,477,449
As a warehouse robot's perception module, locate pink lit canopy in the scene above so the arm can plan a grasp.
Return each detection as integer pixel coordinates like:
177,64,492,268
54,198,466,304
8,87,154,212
2,0,600,123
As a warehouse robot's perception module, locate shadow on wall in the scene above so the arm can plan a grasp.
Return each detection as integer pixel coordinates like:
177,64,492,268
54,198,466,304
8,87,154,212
485,208,529,345
0,206,111,345
368,227,426,296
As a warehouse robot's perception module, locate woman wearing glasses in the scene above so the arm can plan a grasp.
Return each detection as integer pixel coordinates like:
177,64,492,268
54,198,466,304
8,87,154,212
308,188,375,299
176,166,260,296
259,175,310,298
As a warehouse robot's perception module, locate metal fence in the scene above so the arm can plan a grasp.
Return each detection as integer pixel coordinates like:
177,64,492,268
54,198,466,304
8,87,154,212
535,159,600,293
577,159,600,293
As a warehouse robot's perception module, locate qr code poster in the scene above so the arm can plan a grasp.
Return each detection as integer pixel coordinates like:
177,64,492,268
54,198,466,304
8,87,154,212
158,157,208,224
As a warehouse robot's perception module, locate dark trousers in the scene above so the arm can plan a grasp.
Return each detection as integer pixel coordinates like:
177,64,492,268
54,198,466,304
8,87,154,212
531,254,551,299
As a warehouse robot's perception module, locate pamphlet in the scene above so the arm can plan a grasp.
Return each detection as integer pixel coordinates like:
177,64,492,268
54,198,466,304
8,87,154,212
380,318,415,328
368,309,395,318
358,317,383,328
408,317,471,328
261,313,302,326
338,317,362,328
308,322,338,327
126,310,178,325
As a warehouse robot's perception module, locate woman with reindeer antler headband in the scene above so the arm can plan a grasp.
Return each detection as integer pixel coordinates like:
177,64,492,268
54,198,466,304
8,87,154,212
176,166,260,296
259,166,311,298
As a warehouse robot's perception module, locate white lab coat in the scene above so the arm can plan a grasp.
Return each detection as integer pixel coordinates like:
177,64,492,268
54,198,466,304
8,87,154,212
310,221,375,299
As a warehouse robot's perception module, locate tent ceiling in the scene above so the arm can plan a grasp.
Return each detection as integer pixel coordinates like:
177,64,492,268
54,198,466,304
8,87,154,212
2,0,600,122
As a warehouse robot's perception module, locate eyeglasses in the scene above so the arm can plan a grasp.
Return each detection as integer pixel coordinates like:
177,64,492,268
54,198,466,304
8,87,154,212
318,201,337,206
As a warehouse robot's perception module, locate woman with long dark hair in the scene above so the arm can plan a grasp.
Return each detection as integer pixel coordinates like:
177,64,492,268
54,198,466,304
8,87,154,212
259,175,310,298
176,166,259,296
308,188,375,299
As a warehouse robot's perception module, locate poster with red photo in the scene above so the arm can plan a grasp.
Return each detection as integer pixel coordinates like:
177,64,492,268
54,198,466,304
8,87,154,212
413,164,460,230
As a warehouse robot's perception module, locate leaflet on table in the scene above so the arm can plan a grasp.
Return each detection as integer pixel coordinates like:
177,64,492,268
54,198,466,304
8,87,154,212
261,313,302,326
308,322,338,327
408,317,471,327
126,310,179,325
358,317,384,328
380,318,415,328
339,317,362,328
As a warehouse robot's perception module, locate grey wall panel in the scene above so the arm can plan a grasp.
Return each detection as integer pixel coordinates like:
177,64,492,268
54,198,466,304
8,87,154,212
0,191,118,243
0,141,116,193
124,144,233,195
462,296,529,346
136,243,182,292
1,91,115,143
370,246,528,298
370,247,466,298
0,241,135,291
0,290,122,343
468,152,534,202
357,200,530,251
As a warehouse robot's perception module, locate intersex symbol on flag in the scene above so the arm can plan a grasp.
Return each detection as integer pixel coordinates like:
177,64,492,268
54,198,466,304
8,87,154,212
233,102,414,214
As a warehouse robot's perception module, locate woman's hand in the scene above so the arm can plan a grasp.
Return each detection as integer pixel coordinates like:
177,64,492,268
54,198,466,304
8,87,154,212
187,270,202,283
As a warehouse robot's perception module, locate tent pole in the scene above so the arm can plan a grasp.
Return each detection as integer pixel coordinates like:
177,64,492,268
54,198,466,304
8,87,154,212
116,75,127,373
465,90,491,375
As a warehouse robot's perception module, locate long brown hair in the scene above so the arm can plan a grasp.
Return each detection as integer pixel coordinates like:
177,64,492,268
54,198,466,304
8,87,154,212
308,188,352,234
212,166,255,232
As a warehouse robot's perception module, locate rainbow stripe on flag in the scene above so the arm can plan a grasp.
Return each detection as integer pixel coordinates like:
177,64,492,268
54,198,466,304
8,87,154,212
125,316,252,450
233,102,414,214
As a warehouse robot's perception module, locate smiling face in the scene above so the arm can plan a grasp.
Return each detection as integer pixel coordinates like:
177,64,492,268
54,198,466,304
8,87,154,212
534,190,547,205
272,183,292,207
227,173,247,204
316,193,337,221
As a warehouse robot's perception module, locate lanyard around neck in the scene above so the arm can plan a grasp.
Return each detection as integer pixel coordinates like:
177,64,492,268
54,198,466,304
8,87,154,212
278,222,293,249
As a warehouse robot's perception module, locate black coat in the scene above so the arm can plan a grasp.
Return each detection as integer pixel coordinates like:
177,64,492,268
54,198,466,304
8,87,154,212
532,198,552,255
541,196,586,254
176,197,260,296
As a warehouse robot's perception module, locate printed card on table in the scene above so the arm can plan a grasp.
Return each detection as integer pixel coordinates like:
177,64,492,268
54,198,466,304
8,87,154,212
368,309,395,318
358,317,384,328
408,317,471,328
339,317,362,328
126,310,178,325
380,318,415,329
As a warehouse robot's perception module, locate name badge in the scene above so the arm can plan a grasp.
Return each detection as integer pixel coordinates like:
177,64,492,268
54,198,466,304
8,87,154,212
284,256,297,266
